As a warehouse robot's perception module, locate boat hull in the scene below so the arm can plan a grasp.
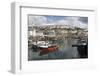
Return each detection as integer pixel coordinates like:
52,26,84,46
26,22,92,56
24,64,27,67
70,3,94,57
39,46,58,56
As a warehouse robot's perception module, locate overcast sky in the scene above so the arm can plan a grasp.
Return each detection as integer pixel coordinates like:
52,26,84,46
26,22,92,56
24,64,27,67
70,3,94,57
28,15,88,28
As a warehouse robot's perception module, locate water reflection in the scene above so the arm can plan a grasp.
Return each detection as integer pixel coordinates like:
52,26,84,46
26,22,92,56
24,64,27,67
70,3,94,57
28,38,79,60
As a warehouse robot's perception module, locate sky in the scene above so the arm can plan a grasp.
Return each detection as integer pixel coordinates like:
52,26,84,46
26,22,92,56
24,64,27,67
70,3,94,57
28,15,88,28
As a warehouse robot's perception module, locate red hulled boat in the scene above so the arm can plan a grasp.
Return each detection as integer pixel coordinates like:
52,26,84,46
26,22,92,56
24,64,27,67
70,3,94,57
39,45,58,56
32,41,58,56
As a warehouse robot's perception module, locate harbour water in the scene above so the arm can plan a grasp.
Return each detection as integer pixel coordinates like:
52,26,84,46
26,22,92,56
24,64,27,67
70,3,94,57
28,38,79,61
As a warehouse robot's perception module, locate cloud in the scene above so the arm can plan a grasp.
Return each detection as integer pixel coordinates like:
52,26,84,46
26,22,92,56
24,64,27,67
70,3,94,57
29,16,47,26
29,16,88,28
54,17,88,28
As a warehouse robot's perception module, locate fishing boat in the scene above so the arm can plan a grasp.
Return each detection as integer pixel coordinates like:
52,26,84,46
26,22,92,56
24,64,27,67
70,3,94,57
32,41,58,56
72,39,88,58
